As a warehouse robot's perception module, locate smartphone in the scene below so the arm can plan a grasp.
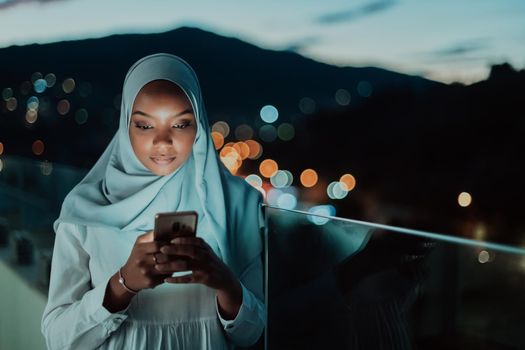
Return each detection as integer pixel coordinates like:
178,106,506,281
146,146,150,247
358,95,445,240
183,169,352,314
154,211,198,243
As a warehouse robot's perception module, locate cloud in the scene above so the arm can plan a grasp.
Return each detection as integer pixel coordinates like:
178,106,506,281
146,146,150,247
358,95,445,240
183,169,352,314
316,0,397,25
0,0,64,10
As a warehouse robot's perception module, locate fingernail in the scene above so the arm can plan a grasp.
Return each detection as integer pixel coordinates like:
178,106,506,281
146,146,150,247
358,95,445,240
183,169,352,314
171,238,181,244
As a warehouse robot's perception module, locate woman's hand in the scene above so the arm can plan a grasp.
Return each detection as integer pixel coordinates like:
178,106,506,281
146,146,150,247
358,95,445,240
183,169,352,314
155,236,243,320
120,230,173,292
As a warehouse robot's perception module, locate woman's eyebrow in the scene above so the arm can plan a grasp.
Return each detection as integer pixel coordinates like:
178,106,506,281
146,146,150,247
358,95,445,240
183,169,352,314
132,108,194,118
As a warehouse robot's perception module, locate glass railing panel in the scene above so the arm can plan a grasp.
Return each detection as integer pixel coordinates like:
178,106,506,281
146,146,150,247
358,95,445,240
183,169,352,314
265,205,525,350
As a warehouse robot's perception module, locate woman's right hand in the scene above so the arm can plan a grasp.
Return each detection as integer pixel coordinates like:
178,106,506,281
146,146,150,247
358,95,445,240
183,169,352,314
120,230,171,292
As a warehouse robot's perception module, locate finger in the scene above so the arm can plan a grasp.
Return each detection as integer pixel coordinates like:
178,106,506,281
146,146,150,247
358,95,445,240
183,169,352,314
164,274,194,284
139,242,169,254
160,244,206,260
170,236,207,248
136,230,154,243
154,259,190,273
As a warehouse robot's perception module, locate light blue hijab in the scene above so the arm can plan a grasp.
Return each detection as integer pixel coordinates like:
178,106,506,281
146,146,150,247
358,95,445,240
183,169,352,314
54,53,264,275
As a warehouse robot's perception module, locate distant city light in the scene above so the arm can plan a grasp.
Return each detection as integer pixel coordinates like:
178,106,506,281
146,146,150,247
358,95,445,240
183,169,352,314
300,169,318,188
233,141,250,160
270,170,292,188
27,96,39,110
478,250,490,263
0,158,3,172
62,78,76,94
211,131,224,150
212,121,230,138
259,124,277,142
57,99,70,115
298,97,315,114
277,123,295,141
32,139,45,155
220,145,242,174
458,192,472,207
44,73,56,88
0,142,3,155
260,105,279,123
339,173,356,191
267,188,283,206
245,174,263,188
25,109,38,124
357,81,373,97
34,79,47,93
327,181,349,199
335,89,351,105
2,87,13,101
277,193,297,210
259,159,278,178
245,139,263,159
307,205,336,225
6,97,17,111
40,160,53,176
234,124,254,140
75,108,88,125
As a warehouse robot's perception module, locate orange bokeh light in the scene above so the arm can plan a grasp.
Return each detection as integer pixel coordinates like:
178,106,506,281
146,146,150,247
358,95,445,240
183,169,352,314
259,159,278,178
245,139,262,159
211,131,224,150
339,174,356,191
233,142,250,160
32,139,45,155
300,169,318,187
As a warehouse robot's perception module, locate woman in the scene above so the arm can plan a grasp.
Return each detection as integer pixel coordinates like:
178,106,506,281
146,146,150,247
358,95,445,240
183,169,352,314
41,53,266,349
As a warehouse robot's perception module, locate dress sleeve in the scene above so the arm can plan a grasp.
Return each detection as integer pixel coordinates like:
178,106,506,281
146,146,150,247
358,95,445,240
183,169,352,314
41,222,130,350
215,253,266,347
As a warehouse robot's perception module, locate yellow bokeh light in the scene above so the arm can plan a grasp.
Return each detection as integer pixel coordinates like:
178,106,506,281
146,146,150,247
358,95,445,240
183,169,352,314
300,169,318,188
339,173,356,191
458,192,472,207
211,131,224,150
32,139,45,155
259,159,278,178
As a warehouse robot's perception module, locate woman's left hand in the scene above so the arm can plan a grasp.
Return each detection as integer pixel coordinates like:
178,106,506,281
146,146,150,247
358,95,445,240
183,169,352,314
155,236,242,319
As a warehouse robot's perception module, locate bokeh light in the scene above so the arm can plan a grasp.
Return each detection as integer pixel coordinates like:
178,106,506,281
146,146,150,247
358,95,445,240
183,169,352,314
300,169,318,187
259,124,277,142
62,78,76,94
40,160,53,176
32,140,45,155
219,146,242,174
2,87,13,101
270,170,290,188
6,97,17,111
75,108,89,124
478,250,491,263
259,159,278,178
234,124,254,140
25,109,38,124
44,73,56,88
298,97,315,114
27,96,39,110
245,174,263,188
277,123,295,141
339,173,356,191
327,181,349,199
34,79,47,93
0,158,3,172
31,72,42,83
267,188,283,206
335,88,351,105
233,141,250,160
357,81,373,97
245,139,263,160
307,205,336,225
458,192,472,207
277,193,297,210
211,131,224,150
260,105,279,123
0,142,4,155
212,121,230,138
57,99,70,115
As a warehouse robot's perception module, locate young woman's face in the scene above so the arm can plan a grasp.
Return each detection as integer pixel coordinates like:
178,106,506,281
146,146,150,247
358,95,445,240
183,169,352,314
129,80,197,176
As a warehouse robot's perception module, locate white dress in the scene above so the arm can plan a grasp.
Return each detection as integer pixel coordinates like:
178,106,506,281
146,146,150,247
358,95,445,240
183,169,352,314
41,222,265,350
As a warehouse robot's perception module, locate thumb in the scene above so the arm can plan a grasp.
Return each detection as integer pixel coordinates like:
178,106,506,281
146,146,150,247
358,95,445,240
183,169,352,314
137,230,154,243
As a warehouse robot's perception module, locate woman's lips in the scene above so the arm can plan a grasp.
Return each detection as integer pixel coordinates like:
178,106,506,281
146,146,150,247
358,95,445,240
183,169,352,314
150,156,176,165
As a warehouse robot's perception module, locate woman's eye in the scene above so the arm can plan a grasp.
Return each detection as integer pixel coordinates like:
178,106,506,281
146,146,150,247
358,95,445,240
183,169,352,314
134,123,153,130
173,122,191,129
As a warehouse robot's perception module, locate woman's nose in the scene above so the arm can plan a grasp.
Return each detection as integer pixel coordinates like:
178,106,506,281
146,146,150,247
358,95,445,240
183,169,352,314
152,129,173,145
